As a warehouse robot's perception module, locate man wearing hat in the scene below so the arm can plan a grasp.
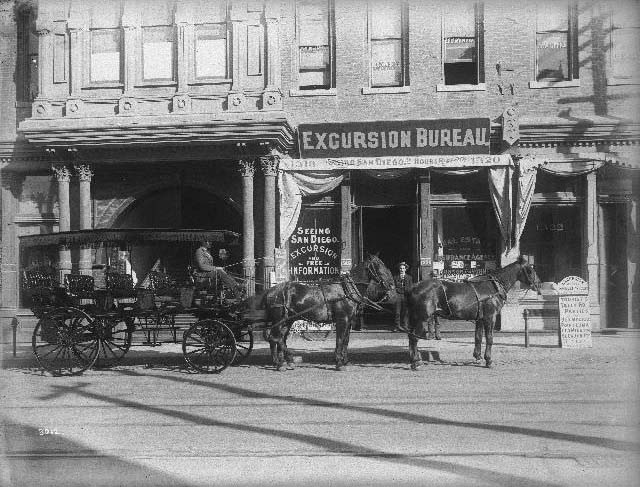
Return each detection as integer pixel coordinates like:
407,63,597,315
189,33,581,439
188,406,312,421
393,261,413,332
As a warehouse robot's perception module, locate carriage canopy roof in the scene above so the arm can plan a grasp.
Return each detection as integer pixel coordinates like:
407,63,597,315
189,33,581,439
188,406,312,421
19,229,241,249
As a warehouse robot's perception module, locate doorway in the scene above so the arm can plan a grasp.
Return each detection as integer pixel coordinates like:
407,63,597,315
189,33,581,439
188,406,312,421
361,206,414,272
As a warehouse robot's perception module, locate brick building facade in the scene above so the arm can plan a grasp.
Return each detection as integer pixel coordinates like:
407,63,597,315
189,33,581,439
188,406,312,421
1,0,639,332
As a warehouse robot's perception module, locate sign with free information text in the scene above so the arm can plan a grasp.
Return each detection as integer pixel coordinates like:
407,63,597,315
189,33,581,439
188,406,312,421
558,276,592,349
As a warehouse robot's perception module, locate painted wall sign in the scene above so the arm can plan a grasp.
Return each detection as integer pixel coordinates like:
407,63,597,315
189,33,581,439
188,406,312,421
289,207,341,281
298,118,491,158
558,276,592,349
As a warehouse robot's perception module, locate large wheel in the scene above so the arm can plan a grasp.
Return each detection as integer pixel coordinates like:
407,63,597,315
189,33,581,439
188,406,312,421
182,319,237,373
32,307,99,376
93,315,133,367
231,324,254,365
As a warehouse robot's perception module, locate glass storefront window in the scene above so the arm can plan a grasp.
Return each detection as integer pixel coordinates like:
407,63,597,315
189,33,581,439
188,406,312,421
520,206,582,283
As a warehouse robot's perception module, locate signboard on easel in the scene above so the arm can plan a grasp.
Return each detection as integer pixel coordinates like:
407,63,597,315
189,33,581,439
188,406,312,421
558,276,592,348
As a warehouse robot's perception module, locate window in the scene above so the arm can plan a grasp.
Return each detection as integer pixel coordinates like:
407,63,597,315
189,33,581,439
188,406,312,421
296,0,334,90
16,7,38,101
90,29,122,83
195,24,228,79
534,2,578,82
141,1,175,82
368,0,407,88
442,2,484,86
610,2,640,82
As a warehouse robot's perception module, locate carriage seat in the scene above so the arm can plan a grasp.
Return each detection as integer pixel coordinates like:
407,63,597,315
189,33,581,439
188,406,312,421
105,272,137,300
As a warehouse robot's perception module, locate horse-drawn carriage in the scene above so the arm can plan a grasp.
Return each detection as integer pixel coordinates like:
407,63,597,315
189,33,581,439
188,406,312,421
21,229,255,376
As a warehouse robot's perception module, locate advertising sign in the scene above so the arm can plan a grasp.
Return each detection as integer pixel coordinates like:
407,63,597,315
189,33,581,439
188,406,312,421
289,207,341,281
558,276,592,349
298,118,491,159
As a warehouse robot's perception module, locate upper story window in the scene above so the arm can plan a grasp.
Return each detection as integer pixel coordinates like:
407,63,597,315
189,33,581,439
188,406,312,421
368,0,408,89
141,1,176,82
442,2,484,87
534,2,578,82
610,1,640,83
296,0,335,91
193,1,229,80
16,7,38,102
87,0,122,84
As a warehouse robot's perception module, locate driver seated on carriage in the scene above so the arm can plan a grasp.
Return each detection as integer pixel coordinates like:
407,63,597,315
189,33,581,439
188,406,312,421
193,240,244,299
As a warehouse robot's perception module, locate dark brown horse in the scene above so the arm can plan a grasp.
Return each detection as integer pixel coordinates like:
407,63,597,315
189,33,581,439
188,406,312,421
406,257,541,369
259,253,395,371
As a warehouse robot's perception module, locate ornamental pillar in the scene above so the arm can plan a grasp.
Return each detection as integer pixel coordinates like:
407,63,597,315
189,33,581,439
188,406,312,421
1,173,23,310
35,23,53,100
53,165,72,281
239,159,256,296
75,164,93,275
584,171,601,329
340,174,352,273
261,155,278,289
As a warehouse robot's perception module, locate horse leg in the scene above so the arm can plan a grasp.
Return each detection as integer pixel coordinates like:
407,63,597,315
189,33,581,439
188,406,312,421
473,320,483,361
281,325,295,369
484,316,496,368
408,317,425,370
433,316,442,340
334,315,350,371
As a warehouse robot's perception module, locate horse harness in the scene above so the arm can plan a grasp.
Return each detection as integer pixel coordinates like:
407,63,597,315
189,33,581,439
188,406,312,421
440,274,508,321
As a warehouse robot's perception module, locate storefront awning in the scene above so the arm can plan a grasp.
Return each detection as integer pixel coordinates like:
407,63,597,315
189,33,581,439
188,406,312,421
19,228,240,249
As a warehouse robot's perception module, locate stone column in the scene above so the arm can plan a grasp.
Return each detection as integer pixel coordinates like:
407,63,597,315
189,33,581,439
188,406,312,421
53,165,72,281
1,173,23,311
584,171,600,330
67,20,85,97
75,164,93,275
340,174,352,273
264,14,281,90
35,23,53,100
261,155,278,289
239,159,256,296
627,196,638,327
418,170,433,280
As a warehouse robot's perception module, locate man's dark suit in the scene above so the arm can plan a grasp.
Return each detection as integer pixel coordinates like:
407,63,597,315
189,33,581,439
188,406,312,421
394,273,414,330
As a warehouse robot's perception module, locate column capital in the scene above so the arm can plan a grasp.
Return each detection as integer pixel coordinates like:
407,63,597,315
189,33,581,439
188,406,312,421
238,159,256,177
74,164,94,182
260,155,279,177
52,164,72,183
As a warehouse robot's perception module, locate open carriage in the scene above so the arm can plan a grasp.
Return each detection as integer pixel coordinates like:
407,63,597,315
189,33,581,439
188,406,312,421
20,228,254,376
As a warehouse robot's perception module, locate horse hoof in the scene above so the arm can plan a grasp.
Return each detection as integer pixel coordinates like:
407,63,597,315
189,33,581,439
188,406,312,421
276,363,287,371
410,360,423,370
435,335,441,340
286,362,295,370
336,364,347,372
485,361,493,368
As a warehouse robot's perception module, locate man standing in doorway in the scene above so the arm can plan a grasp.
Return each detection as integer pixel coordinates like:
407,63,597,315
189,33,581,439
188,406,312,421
393,261,413,332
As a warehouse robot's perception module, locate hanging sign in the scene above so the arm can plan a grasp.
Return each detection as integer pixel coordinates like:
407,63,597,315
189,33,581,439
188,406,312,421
289,207,341,281
558,276,592,349
298,118,491,159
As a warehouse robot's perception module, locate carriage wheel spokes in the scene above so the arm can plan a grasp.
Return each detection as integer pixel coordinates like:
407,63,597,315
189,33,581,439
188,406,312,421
182,319,237,373
231,324,254,365
93,316,133,368
32,307,99,376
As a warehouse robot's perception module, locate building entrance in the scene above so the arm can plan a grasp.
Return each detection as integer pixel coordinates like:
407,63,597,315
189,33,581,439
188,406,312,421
361,206,414,274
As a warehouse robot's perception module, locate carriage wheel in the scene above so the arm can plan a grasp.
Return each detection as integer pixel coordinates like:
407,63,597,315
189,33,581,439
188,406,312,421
182,319,237,373
231,324,254,365
93,316,133,368
32,307,99,376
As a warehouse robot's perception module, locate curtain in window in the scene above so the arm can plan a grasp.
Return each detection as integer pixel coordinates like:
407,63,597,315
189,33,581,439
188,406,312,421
298,0,330,89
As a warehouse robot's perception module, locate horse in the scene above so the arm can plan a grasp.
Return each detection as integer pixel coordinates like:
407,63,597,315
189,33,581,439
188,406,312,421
258,253,395,371
406,257,541,369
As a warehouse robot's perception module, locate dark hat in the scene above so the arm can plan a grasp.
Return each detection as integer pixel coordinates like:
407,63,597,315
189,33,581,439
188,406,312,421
398,261,409,270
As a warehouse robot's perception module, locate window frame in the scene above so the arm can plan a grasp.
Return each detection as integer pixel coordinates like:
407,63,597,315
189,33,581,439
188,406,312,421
291,0,336,96
529,2,580,89
608,2,640,85
140,24,177,84
437,1,485,92
88,28,123,86
363,0,409,94
192,21,231,83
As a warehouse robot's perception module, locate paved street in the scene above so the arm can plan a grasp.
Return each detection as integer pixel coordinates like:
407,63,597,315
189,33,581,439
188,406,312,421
1,332,639,487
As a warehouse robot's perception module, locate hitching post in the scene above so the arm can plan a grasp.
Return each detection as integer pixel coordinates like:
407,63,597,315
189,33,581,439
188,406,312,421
523,309,529,348
11,316,19,357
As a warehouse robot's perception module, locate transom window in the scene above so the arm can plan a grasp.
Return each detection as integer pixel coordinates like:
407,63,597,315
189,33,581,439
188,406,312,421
442,2,484,86
297,0,334,90
535,1,578,82
368,0,408,88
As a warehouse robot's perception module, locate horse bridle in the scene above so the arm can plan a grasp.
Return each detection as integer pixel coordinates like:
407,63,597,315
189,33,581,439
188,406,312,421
364,258,394,304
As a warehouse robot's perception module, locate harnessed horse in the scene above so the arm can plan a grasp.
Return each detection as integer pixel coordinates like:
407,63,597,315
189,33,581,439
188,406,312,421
406,257,541,369
259,253,395,371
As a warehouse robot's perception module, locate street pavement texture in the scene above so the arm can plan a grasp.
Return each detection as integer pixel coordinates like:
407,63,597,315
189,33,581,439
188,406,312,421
1,332,639,487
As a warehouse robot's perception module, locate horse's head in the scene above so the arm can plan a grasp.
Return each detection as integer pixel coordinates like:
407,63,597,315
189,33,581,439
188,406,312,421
361,253,396,302
516,256,542,294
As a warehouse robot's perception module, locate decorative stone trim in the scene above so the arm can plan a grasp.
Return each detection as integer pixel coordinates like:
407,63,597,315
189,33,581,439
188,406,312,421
51,165,71,183
238,159,256,177
117,97,137,115
502,107,519,147
74,164,93,182
260,155,279,177
227,92,246,112
172,94,191,113
261,90,282,110
65,99,83,117
32,100,51,118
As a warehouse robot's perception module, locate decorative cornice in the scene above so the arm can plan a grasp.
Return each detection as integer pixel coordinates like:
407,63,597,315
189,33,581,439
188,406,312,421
51,164,71,183
74,164,93,182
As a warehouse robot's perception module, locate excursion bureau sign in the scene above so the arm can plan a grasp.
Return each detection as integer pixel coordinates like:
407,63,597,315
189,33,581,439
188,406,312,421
298,118,491,158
